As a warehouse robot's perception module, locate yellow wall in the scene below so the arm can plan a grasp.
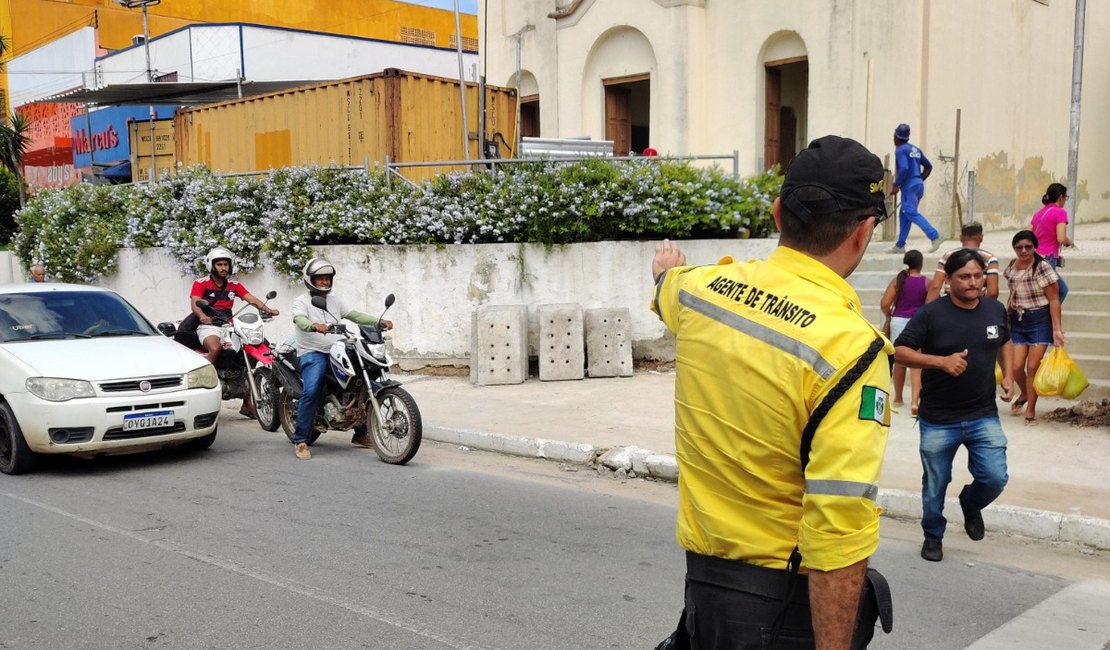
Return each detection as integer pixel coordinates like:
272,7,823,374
2,0,477,110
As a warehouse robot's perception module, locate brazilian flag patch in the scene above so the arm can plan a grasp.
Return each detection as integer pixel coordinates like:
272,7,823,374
859,386,891,426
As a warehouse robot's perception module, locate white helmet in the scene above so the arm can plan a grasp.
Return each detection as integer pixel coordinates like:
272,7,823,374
302,257,336,294
205,247,235,275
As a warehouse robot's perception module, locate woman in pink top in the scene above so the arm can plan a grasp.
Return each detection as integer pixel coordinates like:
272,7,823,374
1030,182,1073,301
881,249,927,413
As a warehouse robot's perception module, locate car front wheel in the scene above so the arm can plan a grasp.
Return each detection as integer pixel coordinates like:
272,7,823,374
0,403,37,475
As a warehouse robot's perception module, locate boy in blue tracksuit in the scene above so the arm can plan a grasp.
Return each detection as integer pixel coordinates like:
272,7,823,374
889,123,943,254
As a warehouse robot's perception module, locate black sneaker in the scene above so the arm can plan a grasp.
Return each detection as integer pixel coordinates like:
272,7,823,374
921,538,943,562
960,493,985,541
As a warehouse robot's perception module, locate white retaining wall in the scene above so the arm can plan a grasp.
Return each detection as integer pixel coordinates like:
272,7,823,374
0,239,779,367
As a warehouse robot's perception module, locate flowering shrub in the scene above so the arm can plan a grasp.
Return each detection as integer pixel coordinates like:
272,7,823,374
15,160,781,281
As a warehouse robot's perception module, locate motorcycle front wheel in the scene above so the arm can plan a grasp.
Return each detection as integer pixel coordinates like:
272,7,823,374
254,367,280,432
280,392,321,445
368,386,422,465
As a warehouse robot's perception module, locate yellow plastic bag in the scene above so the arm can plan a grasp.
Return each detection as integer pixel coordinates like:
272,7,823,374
1033,346,1071,397
1062,356,1090,400
994,362,1003,385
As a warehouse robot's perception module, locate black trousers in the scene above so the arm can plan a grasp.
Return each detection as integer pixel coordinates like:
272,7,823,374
681,552,877,649
683,551,815,649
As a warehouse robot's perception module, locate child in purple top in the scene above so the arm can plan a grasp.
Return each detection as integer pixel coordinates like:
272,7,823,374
1030,182,1072,302
881,250,927,413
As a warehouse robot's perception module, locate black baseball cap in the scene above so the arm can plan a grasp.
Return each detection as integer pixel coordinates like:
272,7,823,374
780,135,887,222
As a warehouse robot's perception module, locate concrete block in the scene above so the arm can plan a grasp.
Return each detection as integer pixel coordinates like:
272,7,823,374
471,305,528,385
538,303,585,381
645,454,679,481
585,308,633,377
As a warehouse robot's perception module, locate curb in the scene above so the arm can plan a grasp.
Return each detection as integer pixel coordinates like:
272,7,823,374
424,426,1110,552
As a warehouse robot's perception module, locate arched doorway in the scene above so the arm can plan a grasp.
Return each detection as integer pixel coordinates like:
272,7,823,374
582,27,657,156
761,33,809,171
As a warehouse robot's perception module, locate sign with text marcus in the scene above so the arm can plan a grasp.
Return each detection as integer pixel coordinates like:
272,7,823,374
71,106,177,168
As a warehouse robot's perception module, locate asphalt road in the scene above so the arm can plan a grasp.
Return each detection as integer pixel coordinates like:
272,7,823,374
1,414,1108,649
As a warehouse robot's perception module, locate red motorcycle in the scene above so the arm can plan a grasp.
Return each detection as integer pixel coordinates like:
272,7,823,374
157,291,281,432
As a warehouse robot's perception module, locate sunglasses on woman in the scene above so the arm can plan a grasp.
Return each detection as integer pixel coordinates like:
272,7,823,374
1013,244,1034,251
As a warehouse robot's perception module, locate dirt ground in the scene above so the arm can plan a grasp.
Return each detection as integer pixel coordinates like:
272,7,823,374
1043,399,1110,428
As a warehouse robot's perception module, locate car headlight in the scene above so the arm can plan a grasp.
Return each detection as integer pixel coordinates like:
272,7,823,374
26,377,96,402
187,364,219,389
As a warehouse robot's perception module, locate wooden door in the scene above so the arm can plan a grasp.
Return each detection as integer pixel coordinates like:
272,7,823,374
778,106,797,169
764,67,782,170
605,86,632,155
521,97,540,138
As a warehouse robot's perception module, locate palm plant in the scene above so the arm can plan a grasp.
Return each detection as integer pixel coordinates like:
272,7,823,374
0,34,32,207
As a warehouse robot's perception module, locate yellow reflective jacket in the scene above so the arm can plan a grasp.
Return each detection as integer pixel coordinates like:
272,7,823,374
652,246,892,571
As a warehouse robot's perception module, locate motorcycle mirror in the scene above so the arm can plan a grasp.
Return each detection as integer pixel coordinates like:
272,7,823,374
384,294,396,308
156,322,177,337
265,290,277,300
196,299,210,309
311,295,328,310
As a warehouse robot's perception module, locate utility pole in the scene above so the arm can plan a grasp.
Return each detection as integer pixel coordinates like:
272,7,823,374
1066,0,1086,242
453,0,470,161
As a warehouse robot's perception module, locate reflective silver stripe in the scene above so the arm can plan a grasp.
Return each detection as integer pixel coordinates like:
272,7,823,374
652,269,670,319
806,479,879,502
678,290,836,380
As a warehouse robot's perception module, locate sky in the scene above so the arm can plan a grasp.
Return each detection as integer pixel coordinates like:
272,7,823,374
396,0,479,15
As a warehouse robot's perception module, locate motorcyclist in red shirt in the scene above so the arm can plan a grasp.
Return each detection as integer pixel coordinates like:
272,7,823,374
190,247,278,418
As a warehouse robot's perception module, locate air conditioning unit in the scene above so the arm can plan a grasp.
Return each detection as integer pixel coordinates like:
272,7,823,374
131,35,146,46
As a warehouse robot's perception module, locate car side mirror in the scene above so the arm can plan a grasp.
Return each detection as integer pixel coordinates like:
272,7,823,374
156,322,177,337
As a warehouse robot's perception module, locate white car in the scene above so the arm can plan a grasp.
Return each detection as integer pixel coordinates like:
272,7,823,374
0,283,222,474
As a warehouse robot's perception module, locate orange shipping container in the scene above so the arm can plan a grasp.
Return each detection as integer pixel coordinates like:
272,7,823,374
174,68,517,181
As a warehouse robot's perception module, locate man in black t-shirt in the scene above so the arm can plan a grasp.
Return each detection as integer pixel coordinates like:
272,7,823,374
894,249,1015,562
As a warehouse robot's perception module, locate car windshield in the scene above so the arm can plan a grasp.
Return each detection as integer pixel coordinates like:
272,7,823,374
0,291,158,343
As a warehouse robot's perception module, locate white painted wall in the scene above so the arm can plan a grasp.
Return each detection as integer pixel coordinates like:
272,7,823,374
0,240,778,367
7,27,97,108
482,0,1110,225
95,24,479,85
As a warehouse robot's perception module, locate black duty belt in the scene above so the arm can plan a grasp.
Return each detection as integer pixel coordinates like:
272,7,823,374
685,551,809,605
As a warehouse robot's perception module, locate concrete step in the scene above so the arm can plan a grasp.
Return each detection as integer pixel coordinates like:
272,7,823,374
1082,379,1110,400
851,270,1110,293
855,288,1110,314
1056,257,1110,273
1052,332,1110,357
1072,353,1110,383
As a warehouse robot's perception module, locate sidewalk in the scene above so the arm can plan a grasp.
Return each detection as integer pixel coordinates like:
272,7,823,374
403,371,1110,550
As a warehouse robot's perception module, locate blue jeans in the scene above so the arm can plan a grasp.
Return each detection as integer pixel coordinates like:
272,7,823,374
896,181,939,248
293,351,366,444
1045,254,1069,303
292,351,329,444
918,416,1009,540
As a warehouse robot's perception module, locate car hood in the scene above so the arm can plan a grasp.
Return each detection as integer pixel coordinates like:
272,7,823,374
1,336,209,381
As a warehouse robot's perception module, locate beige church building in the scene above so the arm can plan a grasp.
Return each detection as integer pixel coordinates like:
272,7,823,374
481,0,1110,229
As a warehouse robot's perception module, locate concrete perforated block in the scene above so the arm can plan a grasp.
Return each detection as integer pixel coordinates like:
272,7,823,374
538,303,584,381
470,305,528,385
585,308,633,377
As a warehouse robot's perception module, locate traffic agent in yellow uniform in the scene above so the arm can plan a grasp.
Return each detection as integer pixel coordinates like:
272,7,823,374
651,135,893,650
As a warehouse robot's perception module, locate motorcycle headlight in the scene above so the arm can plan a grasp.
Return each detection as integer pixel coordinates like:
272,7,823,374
367,343,388,360
187,364,219,389
26,377,96,402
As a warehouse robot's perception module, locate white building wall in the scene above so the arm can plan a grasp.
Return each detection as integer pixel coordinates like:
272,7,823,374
483,0,1110,225
7,27,97,107
0,241,777,366
94,24,479,86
